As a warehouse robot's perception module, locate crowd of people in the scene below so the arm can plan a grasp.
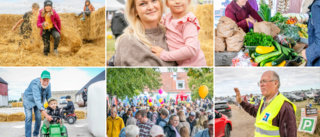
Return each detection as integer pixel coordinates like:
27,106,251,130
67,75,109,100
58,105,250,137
107,99,214,137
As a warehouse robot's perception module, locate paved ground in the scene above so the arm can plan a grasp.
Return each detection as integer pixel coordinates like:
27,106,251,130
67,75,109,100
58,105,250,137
0,119,94,137
229,104,255,137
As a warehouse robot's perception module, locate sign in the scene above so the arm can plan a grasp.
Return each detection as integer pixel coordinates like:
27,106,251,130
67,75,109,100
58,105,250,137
306,108,318,117
301,108,306,117
298,117,317,134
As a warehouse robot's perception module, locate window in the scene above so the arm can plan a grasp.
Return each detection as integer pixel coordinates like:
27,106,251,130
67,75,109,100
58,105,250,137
176,80,185,89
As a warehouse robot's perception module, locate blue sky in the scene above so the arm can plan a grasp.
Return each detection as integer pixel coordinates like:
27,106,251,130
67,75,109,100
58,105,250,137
0,0,105,14
0,67,105,100
215,68,320,97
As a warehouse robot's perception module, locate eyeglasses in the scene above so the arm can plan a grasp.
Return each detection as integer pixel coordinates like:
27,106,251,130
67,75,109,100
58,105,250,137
257,80,275,86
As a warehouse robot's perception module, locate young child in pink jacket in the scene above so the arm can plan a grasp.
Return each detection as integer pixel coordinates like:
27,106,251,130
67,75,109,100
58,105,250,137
37,0,61,56
151,0,206,66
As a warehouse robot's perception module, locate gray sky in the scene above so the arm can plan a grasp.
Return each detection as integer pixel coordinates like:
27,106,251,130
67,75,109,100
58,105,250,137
0,68,104,100
0,0,105,14
215,68,320,97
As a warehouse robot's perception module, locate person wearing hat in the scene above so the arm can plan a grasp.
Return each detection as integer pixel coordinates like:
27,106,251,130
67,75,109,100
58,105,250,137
82,87,88,107
23,70,52,137
76,0,95,21
62,95,75,118
150,125,165,137
194,119,213,137
187,111,196,136
37,0,61,56
44,97,63,128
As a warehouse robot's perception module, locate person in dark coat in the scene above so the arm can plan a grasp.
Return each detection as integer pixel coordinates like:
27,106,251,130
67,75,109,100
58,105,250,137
163,114,181,137
122,108,133,126
111,9,127,39
62,95,74,117
82,87,88,107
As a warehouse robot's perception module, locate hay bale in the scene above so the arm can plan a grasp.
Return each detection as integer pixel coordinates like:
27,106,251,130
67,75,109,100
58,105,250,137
195,4,214,66
32,113,45,121
12,102,17,107
75,110,86,119
0,113,8,122
17,102,23,107
7,112,25,122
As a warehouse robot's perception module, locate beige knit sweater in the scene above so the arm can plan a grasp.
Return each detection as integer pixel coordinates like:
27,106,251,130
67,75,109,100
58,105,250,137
114,26,177,66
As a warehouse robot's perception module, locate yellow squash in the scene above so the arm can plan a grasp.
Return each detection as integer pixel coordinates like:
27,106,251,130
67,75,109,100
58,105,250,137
256,46,275,54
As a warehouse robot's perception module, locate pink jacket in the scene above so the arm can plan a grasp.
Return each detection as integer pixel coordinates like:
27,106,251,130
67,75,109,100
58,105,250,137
37,9,61,35
160,12,207,66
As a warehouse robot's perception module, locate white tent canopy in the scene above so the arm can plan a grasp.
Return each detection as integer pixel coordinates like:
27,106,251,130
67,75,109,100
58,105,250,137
107,0,125,11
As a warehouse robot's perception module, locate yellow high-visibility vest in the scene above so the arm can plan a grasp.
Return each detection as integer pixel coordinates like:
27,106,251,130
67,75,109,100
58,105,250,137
250,97,255,104
255,93,296,137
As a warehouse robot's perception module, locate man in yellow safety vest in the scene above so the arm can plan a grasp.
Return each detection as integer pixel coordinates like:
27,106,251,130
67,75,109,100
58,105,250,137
249,94,255,105
234,70,297,137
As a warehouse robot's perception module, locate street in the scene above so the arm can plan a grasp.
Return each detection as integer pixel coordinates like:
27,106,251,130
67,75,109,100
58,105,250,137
0,119,94,137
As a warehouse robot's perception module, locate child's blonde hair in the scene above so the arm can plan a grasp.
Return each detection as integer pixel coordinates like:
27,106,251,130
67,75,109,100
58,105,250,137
115,0,165,49
32,3,40,9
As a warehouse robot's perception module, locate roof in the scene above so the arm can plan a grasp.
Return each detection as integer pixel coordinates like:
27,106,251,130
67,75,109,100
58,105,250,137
0,77,8,85
75,70,105,95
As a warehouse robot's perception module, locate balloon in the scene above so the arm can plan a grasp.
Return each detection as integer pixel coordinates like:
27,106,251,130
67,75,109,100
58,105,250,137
148,99,152,103
107,34,113,39
149,102,153,106
160,102,164,105
156,95,161,100
159,89,163,94
199,85,209,99
44,102,48,108
157,103,161,106
159,98,163,103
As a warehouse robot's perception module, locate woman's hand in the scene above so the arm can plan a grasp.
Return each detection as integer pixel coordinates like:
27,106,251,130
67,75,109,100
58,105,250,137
151,46,164,57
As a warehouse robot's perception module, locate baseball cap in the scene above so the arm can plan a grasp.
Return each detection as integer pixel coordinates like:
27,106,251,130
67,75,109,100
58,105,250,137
48,97,57,104
189,111,196,116
44,0,53,7
66,95,71,99
150,125,165,137
41,70,51,79
208,119,214,125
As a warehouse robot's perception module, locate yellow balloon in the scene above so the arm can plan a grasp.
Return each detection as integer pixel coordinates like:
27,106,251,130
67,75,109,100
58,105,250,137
159,98,163,103
107,34,113,39
199,85,208,99
149,102,153,106
44,102,48,108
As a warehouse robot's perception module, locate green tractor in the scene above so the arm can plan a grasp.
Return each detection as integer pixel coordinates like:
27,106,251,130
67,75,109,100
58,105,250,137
40,116,68,137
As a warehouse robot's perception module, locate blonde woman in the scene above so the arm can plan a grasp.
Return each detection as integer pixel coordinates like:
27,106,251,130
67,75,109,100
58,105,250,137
191,115,207,137
114,0,176,66
177,111,191,134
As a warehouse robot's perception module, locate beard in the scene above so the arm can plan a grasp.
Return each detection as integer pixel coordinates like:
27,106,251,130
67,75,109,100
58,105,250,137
41,83,48,89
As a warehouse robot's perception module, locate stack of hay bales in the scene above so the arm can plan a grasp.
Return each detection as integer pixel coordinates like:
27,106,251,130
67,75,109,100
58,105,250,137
194,4,214,66
0,113,8,122
88,7,105,42
11,102,23,107
75,110,86,119
32,113,45,121
7,112,25,122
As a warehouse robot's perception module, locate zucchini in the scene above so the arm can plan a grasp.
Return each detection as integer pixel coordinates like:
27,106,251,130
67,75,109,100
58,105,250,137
273,40,282,53
259,56,278,66
277,60,286,66
265,62,272,67
255,51,281,63
252,52,262,59
256,46,275,54
271,54,286,66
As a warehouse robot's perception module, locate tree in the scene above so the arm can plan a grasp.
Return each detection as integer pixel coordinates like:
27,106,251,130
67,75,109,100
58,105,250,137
184,68,214,101
107,68,162,99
